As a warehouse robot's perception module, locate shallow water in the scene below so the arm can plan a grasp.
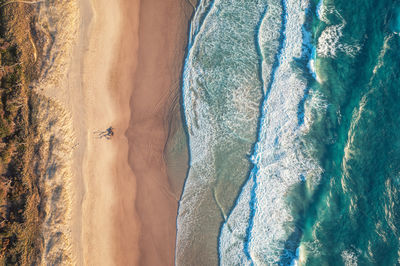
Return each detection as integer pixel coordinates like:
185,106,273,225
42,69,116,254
178,0,400,264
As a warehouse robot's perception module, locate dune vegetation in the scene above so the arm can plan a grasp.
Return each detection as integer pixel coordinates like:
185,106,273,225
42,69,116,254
0,2,43,264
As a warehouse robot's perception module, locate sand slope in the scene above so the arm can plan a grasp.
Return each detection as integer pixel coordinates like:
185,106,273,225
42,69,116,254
122,0,192,265
76,0,193,265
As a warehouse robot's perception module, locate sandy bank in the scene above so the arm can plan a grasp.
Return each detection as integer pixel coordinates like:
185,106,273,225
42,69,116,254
77,0,193,265
118,0,193,265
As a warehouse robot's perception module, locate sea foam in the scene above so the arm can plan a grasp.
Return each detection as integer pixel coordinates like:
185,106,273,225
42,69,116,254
219,0,322,264
177,1,270,264
188,0,215,47
316,1,361,58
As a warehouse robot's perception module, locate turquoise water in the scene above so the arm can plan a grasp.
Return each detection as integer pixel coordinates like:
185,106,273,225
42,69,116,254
177,0,400,265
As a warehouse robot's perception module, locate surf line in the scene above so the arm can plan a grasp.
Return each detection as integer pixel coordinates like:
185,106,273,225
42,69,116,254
175,0,217,258
178,0,215,203
188,0,216,49
242,0,288,263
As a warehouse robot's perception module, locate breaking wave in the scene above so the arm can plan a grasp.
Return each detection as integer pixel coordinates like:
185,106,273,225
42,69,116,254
316,0,361,58
219,0,323,264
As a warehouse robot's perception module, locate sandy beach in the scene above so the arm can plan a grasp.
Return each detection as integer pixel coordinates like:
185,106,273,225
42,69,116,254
68,0,193,265
125,0,193,264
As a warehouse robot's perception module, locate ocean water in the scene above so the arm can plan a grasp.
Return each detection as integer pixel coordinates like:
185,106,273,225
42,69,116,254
177,0,400,265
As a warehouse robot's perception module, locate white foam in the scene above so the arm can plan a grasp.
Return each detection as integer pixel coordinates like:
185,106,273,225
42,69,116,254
188,0,215,47
257,1,284,95
220,0,323,264
372,34,393,75
303,90,328,132
317,24,343,57
316,0,324,20
177,1,273,263
342,250,358,266
219,176,254,265
316,5,361,58
307,42,323,83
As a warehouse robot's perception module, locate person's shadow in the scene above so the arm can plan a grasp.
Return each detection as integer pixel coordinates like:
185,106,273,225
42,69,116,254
94,126,114,140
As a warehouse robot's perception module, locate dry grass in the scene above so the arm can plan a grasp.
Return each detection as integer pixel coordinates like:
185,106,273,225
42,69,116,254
0,2,44,264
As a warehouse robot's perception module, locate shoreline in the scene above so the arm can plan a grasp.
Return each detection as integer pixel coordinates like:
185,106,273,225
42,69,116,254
122,0,192,264
69,0,193,264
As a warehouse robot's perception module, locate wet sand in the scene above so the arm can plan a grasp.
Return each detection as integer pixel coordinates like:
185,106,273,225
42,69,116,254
77,0,193,265
122,0,192,265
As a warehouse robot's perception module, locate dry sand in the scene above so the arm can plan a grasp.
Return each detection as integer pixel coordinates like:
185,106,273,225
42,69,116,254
72,0,193,265
79,0,122,265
